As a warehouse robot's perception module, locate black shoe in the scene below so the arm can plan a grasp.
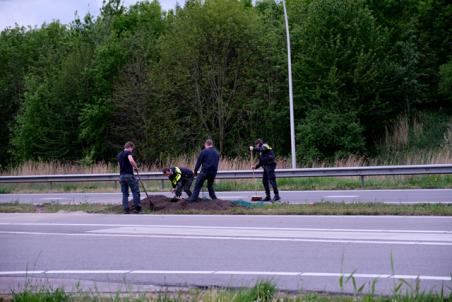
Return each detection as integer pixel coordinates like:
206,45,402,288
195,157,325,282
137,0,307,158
123,208,130,214
134,206,142,214
272,195,281,202
263,196,271,202
171,195,181,202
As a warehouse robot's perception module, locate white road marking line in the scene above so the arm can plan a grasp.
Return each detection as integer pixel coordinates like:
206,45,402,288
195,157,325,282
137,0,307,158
301,273,390,278
0,270,449,281
1,212,451,219
133,270,214,274
46,270,129,274
216,271,300,276
89,226,452,242
1,230,452,246
391,274,447,280
288,189,452,193
384,202,452,205
0,271,45,275
324,196,359,198
0,222,450,234
39,198,67,200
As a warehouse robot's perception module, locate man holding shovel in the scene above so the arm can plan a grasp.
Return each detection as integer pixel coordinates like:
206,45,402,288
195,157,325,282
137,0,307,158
117,141,142,214
250,139,280,202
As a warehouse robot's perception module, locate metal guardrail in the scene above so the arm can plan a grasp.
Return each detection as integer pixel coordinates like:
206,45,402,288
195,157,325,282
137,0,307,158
0,164,451,185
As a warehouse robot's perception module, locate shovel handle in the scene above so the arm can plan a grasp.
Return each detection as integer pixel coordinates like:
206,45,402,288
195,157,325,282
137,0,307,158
135,170,154,210
250,149,260,199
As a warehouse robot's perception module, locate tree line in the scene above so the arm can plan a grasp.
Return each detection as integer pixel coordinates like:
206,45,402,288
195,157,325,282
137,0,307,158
0,0,450,168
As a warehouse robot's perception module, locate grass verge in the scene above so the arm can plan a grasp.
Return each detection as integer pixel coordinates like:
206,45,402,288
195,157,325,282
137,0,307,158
1,202,451,216
216,175,452,191
1,175,451,194
4,280,451,302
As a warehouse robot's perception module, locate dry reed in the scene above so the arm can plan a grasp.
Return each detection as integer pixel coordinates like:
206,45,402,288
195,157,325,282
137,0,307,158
2,115,450,176
2,149,450,176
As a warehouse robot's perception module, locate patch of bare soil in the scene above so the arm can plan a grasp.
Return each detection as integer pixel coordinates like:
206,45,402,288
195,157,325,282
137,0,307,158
140,195,235,212
35,204,46,213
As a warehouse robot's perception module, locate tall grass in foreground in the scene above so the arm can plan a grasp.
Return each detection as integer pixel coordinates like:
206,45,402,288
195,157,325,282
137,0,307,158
9,279,451,301
11,287,69,302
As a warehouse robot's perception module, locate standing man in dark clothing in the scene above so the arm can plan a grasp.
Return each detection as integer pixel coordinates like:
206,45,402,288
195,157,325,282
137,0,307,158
162,166,194,199
250,139,280,202
188,139,220,202
117,141,142,214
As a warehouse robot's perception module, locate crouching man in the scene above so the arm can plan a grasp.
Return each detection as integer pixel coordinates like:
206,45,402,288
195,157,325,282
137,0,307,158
117,141,142,214
162,166,194,200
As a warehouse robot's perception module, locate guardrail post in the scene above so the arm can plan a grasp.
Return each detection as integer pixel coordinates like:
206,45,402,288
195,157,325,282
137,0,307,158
114,181,118,190
160,180,164,190
360,176,365,188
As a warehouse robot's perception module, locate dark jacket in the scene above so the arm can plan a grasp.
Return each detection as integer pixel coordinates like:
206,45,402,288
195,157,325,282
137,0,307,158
168,167,194,188
194,147,220,175
117,150,134,175
254,143,276,169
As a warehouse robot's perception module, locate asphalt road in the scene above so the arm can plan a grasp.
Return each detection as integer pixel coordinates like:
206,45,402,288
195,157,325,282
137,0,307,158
0,213,451,294
0,189,451,204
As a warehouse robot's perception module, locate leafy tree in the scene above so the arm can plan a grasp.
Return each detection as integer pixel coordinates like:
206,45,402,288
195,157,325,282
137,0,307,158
11,22,83,161
77,0,133,161
416,0,452,106
289,0,394,160
1,0,451,165
0,28,29,167
157,0,265,154
439,59,452,102
250,0,289,153
109,1,164,161
297,109,365,161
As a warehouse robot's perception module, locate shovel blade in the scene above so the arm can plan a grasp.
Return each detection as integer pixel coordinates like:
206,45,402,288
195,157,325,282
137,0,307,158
251,196,263,201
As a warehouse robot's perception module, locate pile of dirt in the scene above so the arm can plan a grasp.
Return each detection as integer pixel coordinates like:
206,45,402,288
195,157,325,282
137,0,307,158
140,195,236,212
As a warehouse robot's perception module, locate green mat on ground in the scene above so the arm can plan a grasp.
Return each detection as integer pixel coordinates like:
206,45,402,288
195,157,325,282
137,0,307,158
231,200,266,208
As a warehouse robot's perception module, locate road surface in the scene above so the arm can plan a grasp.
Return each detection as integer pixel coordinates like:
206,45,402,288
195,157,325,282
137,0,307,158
0,213,451,294
1,189,452,204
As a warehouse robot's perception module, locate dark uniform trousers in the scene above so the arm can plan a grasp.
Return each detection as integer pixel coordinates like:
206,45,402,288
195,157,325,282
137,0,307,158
175,177,193,197
263,164,279,197
191,172,217,201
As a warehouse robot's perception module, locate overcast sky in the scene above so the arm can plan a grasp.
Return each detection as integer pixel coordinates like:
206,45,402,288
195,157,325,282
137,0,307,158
0,0,182,30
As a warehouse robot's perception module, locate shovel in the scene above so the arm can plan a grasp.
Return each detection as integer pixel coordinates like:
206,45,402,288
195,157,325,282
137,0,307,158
135,169,154,210
250,150,263,202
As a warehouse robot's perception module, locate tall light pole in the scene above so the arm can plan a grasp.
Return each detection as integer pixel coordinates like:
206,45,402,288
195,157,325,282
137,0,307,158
282,0,296,169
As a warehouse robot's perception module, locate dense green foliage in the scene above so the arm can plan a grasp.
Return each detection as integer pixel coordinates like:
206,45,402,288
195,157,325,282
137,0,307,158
0,0,450,167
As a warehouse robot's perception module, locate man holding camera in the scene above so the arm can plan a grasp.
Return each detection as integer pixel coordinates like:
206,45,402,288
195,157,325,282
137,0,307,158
250,139,280,202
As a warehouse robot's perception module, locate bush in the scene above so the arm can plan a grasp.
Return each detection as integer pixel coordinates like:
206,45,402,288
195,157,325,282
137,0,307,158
12,287,69,302
439,59,452,101
297,109,365,162
246,280,276,302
